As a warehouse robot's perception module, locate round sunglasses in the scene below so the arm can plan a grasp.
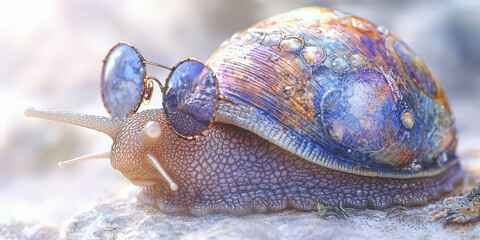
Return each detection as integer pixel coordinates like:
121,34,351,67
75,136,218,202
101,42,219,139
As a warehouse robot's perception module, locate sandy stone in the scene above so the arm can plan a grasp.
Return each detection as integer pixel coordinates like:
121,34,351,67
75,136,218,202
0,221,60,240
64,178,480,240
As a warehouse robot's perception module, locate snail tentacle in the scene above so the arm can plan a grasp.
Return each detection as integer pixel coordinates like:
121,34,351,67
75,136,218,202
146,154,178,191
58,151,111,168
24,108,123,139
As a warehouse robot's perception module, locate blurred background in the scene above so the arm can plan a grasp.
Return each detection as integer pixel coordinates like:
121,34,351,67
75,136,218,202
1,0,479,225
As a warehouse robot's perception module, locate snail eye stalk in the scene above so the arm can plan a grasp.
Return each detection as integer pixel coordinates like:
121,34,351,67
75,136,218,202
101,43,218,139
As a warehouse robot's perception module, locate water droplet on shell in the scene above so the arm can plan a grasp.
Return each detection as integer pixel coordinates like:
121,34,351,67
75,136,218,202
412,163,422,171
280,37,303,51
263,31,284,46
348,54,365,68
401,109,415,129
300,46,326,66
331,58,350,73
283,85,295,97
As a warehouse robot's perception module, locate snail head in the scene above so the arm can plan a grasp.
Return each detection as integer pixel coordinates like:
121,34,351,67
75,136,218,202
24,108,180,191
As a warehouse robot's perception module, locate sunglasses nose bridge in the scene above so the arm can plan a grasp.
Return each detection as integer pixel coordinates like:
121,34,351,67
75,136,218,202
142,76,164,106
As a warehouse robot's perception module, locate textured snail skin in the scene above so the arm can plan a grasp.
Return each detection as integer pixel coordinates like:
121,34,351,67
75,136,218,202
117,110,461,215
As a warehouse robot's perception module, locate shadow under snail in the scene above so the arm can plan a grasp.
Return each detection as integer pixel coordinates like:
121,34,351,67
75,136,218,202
26,7,463,216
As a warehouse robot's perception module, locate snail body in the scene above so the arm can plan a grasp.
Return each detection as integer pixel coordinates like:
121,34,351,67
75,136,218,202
26,7,462,215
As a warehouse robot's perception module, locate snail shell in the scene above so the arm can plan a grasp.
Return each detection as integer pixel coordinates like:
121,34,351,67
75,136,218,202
208,7,457,178
26,7,462,215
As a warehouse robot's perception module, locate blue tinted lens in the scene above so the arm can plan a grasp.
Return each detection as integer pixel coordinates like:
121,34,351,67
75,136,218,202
163,60,218,139
101,43,145,118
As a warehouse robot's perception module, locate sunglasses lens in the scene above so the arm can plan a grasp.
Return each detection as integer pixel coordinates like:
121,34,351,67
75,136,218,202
101,43,145,118
163,60,218,139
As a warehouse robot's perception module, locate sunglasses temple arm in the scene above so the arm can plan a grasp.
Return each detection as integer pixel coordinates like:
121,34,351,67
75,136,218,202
144,61,172,71
145,76,164,92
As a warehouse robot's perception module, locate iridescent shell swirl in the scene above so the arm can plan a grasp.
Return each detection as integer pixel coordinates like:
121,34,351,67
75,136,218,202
208,7,457,178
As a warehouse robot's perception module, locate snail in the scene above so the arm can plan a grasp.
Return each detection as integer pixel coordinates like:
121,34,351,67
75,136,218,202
25,7,463,216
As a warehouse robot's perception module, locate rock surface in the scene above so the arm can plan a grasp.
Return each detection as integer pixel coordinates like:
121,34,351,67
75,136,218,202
0,221,60,240
63,182,480,240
